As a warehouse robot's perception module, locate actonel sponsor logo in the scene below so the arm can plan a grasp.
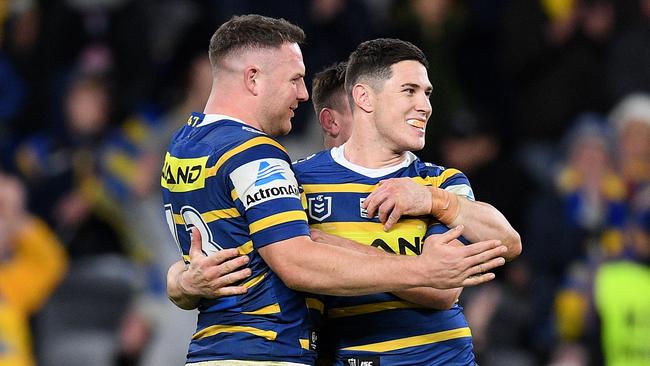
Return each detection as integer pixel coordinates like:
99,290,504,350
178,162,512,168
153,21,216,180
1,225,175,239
246,184,300,205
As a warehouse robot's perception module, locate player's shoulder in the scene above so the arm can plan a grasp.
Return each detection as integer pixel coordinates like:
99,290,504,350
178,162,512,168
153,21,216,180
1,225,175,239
174,113,288,157
412,156,466,180
292,149,333,173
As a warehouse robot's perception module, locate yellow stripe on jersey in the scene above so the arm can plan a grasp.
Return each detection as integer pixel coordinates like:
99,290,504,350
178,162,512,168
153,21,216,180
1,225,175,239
242,271,267,289
231,188,238,201
161,153,210,192
241,303,281,315
249,210,308,235
311,219,428,256
300,192,307,210
173,208,240,225
299,339,310,350
192,324,277,342
306,298,325,314
303,177,430,194
341,327,472,352
205,136,288,178
428,168,462,188
203,208,240,223
238,241,254,255
327,300,426,319
303,183,376,193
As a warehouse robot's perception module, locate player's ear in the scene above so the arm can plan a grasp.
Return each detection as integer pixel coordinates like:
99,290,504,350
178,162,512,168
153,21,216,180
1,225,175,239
244,66,259,96
319,108,340,138
352,84,373,113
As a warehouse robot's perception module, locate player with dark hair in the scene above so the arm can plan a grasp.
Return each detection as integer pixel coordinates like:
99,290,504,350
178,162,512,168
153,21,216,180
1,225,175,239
163,16,510,365
296,38,521,365
311,62,353,149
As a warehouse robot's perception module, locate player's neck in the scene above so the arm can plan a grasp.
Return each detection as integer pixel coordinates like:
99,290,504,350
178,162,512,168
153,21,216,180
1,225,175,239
343,133,408,169
204,88,264,131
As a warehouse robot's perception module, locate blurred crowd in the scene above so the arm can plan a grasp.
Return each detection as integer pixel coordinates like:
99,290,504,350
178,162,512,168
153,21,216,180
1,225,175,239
0,0,648,365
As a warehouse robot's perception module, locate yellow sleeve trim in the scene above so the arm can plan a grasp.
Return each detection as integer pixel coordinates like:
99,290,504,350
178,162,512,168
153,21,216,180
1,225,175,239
429,168,462,188
327,300,425,319
192,324,277,341
205,136,288,178
249,210,307,235
241,303,281,315
342,327,472,352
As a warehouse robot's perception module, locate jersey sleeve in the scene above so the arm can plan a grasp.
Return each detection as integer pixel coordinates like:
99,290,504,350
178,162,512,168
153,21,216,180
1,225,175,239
435,168,475,201
226,142,309,249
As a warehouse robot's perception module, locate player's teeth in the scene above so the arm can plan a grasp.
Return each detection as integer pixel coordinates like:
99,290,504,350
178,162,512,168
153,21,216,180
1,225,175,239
406,119,425,129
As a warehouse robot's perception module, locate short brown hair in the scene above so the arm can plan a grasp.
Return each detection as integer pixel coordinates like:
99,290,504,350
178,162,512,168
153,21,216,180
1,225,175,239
312,61,347,116
345,38,428,106
209,14,305,65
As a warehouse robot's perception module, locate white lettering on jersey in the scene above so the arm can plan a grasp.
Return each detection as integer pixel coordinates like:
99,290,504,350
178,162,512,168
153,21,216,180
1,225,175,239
230,158,301,209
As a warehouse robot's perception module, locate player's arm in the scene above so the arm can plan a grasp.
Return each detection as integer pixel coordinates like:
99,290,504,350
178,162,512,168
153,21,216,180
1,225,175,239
363,178,521,261
259,225,505,296
311,228,461,309
167,228,252,310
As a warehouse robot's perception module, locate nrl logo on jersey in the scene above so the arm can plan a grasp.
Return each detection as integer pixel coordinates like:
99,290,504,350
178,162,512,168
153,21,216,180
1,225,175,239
308,194,332,222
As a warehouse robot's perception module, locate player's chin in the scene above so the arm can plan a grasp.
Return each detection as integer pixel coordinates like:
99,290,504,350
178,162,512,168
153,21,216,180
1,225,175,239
278,119,292,136
406,139,425,152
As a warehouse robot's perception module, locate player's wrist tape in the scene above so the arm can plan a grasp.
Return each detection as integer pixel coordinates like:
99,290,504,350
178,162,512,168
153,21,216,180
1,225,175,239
428,187,460,224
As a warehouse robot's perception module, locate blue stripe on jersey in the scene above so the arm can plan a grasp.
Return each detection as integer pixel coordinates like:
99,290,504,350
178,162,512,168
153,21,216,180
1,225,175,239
162,113,314,364
293,149,475,366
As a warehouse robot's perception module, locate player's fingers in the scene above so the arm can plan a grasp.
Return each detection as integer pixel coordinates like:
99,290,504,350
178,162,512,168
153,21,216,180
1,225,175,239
461,238,504,257
206,248,243,266
364,194,382,218
423,225,463,246
364,185,391,216
383,206,402,231
215,255,250,275
213,285,249,297
465,257,506,277
214,267,253,288
463,244,507,270
188,227,204,258
460,272,496,287
378,200,395,224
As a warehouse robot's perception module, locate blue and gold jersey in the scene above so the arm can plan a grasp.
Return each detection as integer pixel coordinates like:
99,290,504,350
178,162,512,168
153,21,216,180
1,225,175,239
293,145,476,366
161,113,315,364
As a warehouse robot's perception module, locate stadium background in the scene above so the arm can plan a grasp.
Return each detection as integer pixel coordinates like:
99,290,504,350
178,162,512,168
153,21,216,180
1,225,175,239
0,0,649,365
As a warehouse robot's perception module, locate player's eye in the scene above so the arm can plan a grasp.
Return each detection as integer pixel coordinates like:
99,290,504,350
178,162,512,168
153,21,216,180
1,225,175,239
403,88,415,95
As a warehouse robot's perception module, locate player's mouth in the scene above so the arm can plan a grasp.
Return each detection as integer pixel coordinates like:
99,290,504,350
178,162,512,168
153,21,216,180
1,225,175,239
289,106,297,117
406,118,426,132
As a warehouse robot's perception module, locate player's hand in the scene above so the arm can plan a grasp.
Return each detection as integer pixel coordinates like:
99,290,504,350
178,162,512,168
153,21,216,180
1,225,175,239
419,225,507,289
362,178,432,231
179,227,253,298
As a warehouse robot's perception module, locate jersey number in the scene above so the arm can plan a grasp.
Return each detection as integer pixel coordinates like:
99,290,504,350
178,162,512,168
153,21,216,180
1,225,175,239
164,203,223,256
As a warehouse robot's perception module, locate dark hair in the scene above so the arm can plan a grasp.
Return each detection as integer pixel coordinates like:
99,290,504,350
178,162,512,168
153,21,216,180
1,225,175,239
345,38,428,106
312,61,347,115
209,14,305,65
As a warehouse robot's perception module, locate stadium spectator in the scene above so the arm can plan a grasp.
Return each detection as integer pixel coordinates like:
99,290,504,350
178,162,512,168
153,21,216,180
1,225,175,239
0,171,68,366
